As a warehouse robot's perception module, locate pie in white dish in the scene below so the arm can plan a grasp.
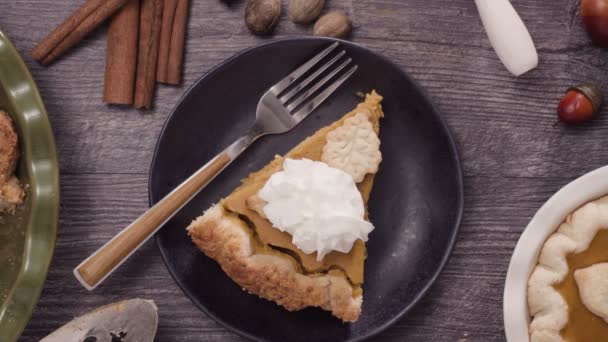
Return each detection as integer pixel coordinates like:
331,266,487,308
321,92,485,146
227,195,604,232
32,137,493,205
528,195,608,341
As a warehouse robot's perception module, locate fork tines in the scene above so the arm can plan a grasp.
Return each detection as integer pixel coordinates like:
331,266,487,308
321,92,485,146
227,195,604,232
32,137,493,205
270,42,358,120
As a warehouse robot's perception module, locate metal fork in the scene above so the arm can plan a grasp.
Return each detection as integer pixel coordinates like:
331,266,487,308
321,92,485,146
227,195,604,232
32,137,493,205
74,42,358,290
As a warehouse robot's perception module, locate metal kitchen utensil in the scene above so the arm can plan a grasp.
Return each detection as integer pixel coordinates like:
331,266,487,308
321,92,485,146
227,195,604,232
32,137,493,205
74,42,357,290
40,299,158,342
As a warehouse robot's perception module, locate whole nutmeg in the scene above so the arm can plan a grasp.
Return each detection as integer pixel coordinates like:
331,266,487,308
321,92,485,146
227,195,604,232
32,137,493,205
581,0,608,47
245,0,281,35
313,11,352,39
288,0,324,24
557,83,604,124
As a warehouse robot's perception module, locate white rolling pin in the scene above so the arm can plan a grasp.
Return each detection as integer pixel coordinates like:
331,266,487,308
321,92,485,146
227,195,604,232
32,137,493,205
475,0,538,76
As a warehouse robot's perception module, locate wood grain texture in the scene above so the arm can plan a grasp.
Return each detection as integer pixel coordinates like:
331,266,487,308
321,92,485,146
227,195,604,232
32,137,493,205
1,0,607,341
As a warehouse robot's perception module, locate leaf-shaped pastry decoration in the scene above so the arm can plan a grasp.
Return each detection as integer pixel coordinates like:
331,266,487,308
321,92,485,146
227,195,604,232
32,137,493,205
322,111,381,183
575,263,608,323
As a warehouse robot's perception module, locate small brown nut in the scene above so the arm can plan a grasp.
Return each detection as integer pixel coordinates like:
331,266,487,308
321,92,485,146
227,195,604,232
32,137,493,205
313,11,352,39
245,0,281,35
288,0,324,24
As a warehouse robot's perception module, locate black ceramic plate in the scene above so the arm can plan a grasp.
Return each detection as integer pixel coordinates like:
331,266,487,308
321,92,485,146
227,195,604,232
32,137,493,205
150,37,463,342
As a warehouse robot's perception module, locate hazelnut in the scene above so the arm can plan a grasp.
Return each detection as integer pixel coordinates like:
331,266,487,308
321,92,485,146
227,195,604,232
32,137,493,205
288,0,325,24
245,0,281,35
313,11,352,39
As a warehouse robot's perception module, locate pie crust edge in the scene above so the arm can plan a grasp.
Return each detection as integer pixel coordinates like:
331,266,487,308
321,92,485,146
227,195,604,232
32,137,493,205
188,205,363,322
527,195,608,341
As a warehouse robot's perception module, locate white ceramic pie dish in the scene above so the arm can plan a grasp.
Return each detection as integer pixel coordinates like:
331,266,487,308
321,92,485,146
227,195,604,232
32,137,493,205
503,165,608,342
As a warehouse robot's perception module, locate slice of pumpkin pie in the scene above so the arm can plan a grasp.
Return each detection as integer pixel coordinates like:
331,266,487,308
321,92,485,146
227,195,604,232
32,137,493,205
187,91,384,322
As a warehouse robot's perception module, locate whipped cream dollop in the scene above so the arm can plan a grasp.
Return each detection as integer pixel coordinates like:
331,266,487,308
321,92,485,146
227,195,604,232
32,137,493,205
258,158,374,261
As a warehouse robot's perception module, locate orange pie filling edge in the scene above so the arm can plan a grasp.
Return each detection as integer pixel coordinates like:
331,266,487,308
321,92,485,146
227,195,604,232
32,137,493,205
527,195,608,341
187,91,383,322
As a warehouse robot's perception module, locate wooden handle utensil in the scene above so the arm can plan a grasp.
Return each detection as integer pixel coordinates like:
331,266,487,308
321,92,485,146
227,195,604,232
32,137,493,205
74,152,231,290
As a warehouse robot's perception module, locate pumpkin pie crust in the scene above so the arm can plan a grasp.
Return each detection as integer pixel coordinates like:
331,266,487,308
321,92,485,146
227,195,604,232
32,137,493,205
528,195,608,341
187,91,383,322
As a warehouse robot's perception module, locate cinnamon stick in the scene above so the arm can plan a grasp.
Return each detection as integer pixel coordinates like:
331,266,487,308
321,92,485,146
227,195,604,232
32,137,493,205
134,0,164,109
32,0,130,65
157,0,189,84
103,0,140,105
156,0,177,82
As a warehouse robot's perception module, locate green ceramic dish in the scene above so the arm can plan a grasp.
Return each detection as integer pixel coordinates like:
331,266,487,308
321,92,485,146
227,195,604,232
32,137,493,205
0,31,59,341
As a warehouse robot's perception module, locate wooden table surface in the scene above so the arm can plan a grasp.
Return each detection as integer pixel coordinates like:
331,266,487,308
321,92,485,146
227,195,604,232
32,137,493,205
1,0,605,341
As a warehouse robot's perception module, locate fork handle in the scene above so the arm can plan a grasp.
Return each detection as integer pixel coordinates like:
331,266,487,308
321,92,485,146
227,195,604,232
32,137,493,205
74,133,256,290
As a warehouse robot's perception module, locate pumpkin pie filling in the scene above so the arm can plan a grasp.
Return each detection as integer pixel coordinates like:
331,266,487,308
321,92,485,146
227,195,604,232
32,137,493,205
222,173,370,286
222,120,378,286
554,229,608,341
219,97,381,288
